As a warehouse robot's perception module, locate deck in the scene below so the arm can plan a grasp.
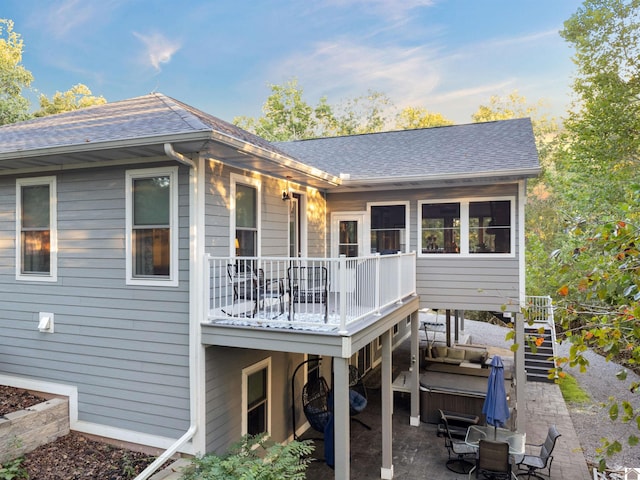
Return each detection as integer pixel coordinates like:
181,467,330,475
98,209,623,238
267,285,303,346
203,253,416,339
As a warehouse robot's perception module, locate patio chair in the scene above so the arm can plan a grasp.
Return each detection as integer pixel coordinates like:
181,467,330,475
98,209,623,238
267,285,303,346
513,425,561,479
287,266,328,321
473,439,517,479
302,374,332,434
227,264,284,317
438,409,477,474
348,365,370,430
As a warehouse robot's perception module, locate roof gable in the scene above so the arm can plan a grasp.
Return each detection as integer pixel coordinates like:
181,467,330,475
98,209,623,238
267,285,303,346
0,93,287,159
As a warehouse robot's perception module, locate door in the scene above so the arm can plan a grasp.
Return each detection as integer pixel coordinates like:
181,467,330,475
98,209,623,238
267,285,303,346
331,212,365,258
289,195,300,257
331,212,365,292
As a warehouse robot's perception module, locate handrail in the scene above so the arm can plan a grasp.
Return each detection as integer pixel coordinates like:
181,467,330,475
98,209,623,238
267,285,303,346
524,295,557,374
205,252,416,333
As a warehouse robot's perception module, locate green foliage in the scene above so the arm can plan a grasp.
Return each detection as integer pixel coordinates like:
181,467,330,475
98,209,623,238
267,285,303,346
34,84,106,117
0,19,33,125
234,77,460,140
0,457,28,480
395,106,453,129
557,372,591,404
180,434,314,480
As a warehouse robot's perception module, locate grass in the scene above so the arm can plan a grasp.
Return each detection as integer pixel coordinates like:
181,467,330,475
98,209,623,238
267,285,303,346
557,372,591,404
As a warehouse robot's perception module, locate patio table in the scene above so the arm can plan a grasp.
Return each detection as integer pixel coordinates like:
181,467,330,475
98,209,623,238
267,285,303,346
465,424,525,454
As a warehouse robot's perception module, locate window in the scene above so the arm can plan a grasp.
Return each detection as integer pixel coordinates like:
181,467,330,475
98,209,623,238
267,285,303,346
242,358,271,436
231,174,260,257
126,167,178,285
369,203,409,254
16,177,57,281
418,197,514,256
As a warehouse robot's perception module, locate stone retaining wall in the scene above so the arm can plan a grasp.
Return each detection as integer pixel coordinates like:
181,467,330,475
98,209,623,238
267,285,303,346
0,397,69,463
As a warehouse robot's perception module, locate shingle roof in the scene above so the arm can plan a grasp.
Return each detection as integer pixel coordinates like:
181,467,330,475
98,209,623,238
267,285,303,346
0,93,288,159
274,118,540,181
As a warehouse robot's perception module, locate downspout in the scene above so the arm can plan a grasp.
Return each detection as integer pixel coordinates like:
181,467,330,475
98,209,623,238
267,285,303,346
134,143,201,479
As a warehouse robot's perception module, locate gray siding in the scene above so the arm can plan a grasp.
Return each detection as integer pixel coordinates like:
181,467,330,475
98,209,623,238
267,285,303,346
0,164,191,439
327,183,522,312
204,346,305,453
203,162,327,258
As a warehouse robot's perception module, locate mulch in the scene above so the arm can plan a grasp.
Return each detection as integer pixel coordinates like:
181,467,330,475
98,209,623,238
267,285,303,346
1,386,158,479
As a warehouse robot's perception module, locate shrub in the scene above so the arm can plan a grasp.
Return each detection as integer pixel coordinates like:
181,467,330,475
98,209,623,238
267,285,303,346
180,433,314,480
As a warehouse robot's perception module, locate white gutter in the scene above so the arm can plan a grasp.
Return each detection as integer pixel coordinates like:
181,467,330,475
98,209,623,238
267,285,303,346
332,167,542,189
135,144,202,480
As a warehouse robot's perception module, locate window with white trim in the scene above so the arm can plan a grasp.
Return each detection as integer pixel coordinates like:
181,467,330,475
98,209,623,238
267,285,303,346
418,197,514,256
16,176,57,281
231,174,261,257
126,167,178,285
242,358,271,436
368,202,409,254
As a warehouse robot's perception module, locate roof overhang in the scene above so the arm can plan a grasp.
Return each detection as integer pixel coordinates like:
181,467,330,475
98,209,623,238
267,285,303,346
0,131,341,189
327,167,541,192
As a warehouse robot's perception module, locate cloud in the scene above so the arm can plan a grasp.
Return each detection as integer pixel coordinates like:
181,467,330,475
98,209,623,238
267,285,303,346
133,32,182,71
269,39,445,112
39,0,123,38
321,0,435,19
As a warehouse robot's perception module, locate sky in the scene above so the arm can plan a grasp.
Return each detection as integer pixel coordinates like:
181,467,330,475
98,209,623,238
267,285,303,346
6,0,585,126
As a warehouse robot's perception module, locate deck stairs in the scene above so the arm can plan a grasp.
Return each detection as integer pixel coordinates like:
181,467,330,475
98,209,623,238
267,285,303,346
523,296,557,383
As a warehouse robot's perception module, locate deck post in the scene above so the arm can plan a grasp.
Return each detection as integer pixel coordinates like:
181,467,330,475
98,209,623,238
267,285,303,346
333,357,350,479
338,255,347,334
381,328,394,479
410,310,420,426
514,311,526,433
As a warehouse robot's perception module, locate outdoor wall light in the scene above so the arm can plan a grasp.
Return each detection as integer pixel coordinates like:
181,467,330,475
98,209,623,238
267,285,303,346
282,176,292,201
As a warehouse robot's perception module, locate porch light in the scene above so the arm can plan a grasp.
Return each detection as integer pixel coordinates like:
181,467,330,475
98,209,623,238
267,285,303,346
282,176,292,201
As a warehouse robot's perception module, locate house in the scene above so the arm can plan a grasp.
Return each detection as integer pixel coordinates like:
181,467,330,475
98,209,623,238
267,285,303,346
0,94,540,479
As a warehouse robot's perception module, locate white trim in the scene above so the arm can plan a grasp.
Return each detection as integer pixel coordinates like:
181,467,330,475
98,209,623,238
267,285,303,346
241,357,272,436
330,211,366,258
15,176,57,282
289,188,308,258
417,195,516,258
518,180,526,307
125,166,179,286
230,173,262,257
366,201,410,254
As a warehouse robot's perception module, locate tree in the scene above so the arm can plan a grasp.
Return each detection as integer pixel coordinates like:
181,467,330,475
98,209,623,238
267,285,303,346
532,0,640,469
233,79,399,140
0,19,33,125
233,78,321,141
34,83,106,117
395,106,453,129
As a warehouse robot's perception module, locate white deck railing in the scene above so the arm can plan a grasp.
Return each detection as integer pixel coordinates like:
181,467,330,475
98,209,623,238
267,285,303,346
524,294,557,372
205,253,416,333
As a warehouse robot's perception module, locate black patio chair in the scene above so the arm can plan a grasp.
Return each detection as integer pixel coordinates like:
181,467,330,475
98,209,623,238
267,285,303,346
513,424,561,479
438,409,477,474
474,439,517,479
287,266,328,321
227,264,284,317
302,374,332,434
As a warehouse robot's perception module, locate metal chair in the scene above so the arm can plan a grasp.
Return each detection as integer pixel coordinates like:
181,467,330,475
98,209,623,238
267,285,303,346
287,266,328,321
473,439,517,479
439,409,477,474
227,264,284,317
513,425,561,479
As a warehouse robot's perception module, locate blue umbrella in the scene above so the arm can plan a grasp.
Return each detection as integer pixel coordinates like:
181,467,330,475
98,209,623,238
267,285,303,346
482,355,510,438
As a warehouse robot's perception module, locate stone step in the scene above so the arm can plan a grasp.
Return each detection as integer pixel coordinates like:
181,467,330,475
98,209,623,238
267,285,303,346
525,359,555,369
149,458,192,480
526,371,556,383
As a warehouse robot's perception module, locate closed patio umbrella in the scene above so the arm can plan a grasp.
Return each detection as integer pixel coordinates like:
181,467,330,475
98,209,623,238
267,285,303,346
482,355,510,438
